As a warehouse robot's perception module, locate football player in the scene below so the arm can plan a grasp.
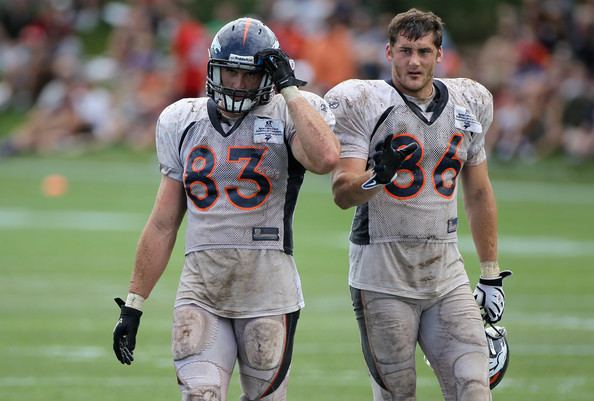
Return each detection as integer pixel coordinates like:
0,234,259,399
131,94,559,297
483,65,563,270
112,17,339,401
325,8,512,401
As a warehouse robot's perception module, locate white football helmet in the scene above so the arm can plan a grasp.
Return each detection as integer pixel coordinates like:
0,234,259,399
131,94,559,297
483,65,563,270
486,325,509,389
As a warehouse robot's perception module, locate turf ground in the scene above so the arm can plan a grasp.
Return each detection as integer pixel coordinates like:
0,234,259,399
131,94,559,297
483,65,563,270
1,151,593,401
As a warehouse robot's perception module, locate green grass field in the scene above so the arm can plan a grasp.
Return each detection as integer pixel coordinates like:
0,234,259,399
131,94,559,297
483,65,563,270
1,151,593,401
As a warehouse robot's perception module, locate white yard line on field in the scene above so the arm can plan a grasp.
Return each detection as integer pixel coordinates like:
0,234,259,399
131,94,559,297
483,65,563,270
0,207,146,231
2,207,594,256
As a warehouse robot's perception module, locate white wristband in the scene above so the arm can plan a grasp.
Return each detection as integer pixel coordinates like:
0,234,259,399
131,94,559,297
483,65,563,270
480,261,500,279
125,292,145,311
280,86,300,102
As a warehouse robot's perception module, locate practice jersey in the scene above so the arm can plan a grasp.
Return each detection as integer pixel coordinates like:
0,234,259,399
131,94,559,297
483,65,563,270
156,91,335,255
325,78,493,299
325,78,492,245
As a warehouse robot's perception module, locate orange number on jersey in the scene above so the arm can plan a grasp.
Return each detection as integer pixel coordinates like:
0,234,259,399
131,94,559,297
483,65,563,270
384,133,463,200
184,146,271,210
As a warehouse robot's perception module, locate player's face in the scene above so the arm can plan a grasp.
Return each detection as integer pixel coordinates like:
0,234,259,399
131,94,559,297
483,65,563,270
221,67,263,93
386,32,442,99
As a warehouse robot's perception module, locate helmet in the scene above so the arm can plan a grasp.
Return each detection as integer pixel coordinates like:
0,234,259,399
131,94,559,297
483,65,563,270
207,17,279,113
486,325,509,389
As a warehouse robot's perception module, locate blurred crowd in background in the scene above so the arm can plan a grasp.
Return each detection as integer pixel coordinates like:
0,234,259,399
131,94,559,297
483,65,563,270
1,0,593,162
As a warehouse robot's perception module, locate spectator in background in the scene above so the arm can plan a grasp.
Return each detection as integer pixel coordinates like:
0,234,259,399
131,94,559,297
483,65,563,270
0,23,53,110
0,0,36,41
350,8,387,80
302,4,357,93
1,52,115,155
1,0,593,162
561,62,594,161
170,7,210,98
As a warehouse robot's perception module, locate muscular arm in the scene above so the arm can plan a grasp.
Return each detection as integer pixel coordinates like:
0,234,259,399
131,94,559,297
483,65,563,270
331,157,382,209
283,87,340,174
461,161,498,263
128,175,187,298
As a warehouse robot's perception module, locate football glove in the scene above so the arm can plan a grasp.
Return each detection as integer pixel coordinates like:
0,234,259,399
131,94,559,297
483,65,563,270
255,48,306,91
113,297,142,365
362,137,418,190
473,270,512,323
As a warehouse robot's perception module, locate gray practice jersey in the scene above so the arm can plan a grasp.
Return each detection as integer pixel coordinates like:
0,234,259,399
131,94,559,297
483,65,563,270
158,91,334,317
325,78,493,298
157,91,335,255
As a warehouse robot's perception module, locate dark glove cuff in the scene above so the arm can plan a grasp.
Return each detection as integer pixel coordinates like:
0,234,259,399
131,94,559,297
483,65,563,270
121,305,143,318
479,270,512,286
115,297,143,318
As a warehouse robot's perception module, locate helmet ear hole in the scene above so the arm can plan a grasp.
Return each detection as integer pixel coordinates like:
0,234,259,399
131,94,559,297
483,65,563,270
206,17,279,113
486,325,509,389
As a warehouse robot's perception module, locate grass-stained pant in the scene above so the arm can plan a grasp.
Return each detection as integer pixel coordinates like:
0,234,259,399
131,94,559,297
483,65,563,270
173,304,299,401
351,284,490,401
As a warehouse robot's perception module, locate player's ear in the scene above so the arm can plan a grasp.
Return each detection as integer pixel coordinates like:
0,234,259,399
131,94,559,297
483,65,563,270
385,43,393,62
436,46,443,63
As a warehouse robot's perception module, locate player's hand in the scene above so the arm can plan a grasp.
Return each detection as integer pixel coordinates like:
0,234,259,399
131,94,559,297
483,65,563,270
255,48,307,91
362,137,418,190
113,297,142,365
473,270,512,323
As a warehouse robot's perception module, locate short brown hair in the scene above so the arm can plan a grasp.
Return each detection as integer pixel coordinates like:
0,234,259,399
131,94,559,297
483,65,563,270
388,8,444,48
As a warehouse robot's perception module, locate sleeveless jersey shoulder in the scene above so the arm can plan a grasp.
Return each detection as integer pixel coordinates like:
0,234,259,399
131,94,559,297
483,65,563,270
156,97,209,181
325,79,397,160
439,78,493,165
299,89,336,130
258,90,335,146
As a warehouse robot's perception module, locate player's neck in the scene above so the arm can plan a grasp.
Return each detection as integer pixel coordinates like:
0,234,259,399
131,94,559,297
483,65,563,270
220,110,244,123
393,80,435,102
403,86,436,108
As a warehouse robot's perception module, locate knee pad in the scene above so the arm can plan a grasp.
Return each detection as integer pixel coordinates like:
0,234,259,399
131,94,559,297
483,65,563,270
178,361,223,401
237,312,299,401
242,318,284,370
452,351,491,401
172,305,217,361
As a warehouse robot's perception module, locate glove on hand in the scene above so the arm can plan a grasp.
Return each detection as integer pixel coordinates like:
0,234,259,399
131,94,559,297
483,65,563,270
473,270,512,323
113,297,142,365
362,137,418,190
255,48,306,91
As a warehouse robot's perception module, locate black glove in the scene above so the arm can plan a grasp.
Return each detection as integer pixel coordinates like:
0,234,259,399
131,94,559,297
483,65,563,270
362,137,418,190
255,48,307,91
113,297,142,365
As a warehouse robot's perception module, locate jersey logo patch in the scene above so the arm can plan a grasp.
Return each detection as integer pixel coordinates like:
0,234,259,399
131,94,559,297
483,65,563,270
447,217,458,233
454,105,482,133
254,118,284,144
252,227,280,241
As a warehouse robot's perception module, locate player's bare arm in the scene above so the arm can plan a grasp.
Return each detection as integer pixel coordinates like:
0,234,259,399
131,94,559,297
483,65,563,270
256,48,339,174
285,89,340,174
461,161,498,264
331,157,381,209
129,175,187,298
114,175,186,365
463,160,513,323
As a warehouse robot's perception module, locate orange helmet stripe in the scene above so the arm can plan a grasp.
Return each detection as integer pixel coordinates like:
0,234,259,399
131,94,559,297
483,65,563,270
242,18,252,46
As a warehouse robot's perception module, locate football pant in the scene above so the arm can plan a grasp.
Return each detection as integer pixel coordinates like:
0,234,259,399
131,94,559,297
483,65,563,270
172,304,299,401
351,285,491,401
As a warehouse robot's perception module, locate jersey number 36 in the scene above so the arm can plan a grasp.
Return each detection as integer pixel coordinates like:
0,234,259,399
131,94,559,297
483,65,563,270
387,133,463,200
